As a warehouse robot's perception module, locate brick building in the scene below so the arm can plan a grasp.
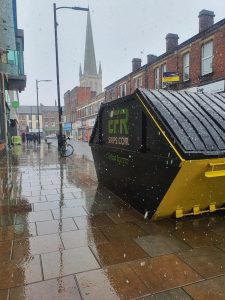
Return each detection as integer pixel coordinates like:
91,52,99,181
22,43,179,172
105,10,225,101
41,105,60,136
64,87,92,125
75,91,105,141
65,87,104,141
17,104,62,137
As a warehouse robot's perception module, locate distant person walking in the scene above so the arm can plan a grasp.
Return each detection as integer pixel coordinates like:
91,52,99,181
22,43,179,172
21,132,26,143
33,134,38,145
25,133,29,145
26,133,33,145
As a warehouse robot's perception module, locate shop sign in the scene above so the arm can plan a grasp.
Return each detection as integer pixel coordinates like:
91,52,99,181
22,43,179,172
75,121,82,128
63,122,72,131
187,80,225,93
82,120,89,128
88,118,96,127
29,128,43,133
107,107,129,146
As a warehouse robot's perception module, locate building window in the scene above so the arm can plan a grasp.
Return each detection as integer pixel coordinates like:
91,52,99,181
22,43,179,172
183,53,190,81
201,41,213,76
154,67,160,89
138,77,142,88
120,83,127,97
120,85,123,97
134,77,143,89
161,63,167,88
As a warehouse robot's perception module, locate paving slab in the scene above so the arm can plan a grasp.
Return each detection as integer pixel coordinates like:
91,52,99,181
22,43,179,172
0,240,12,260
12,234,63,258
61,228,108,249
139,288,192,300
184,275,225,300
134,233,191,257
177,246,225,278
41,247,100,280
0,289,8,300
0,223,36,241
9,276,81,300
15,210,53,224
129,254,203,294
0,255,42,289
74,214,115,229
90,240,149,266
36,218,77,235
76,264,149,300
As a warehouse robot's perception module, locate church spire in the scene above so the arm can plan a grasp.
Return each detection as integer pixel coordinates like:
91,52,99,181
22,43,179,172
98,62,102,76
79,64,82,78
83,10,97,75
80,9,102,95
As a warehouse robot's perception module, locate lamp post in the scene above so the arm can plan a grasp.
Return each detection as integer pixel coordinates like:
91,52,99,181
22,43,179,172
36,79,52,144
53,3,89,150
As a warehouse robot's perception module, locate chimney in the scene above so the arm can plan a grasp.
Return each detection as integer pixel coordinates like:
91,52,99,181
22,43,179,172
166,33,179,52
132,58,142,72
147,54,158,64
199,10,215,32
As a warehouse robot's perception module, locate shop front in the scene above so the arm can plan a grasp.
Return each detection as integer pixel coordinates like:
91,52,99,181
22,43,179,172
87,118,96,142
72,121,82,141
63,122,72,137
186,79,225,93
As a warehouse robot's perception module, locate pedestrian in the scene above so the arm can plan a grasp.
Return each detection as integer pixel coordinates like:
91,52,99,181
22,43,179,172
30,134,33,144
21,132,26,143
27,133,33,145
25,133,29,145
33,134,38,145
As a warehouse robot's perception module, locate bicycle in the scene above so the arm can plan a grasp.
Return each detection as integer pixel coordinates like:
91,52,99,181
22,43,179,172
60,136,74,157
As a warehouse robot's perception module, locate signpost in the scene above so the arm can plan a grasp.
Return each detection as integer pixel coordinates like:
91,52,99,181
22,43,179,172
12,101,19,109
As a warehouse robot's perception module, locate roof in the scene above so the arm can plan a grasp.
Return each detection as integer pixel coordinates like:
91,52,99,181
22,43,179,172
41,106,59,113
138,88,225,157
105,17,225,90
17,106,39,114
17,105,63,114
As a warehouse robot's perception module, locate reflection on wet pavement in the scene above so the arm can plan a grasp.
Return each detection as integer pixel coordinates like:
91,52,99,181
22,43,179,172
1,144,225,299
9,276,81,300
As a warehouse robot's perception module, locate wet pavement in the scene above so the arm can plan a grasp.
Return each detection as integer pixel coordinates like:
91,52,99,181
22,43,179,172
1,144,225,299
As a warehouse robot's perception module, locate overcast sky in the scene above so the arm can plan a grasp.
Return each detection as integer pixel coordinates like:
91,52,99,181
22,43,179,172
16,0,225,106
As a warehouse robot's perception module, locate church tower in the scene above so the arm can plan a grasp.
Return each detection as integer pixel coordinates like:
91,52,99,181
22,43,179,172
79,11,102,95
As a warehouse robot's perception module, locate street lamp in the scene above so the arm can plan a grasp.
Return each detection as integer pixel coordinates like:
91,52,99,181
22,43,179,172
36,79,52,144
53,3,89,150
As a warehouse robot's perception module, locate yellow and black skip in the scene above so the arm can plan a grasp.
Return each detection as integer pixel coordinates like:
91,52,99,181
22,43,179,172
90,88,225,220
